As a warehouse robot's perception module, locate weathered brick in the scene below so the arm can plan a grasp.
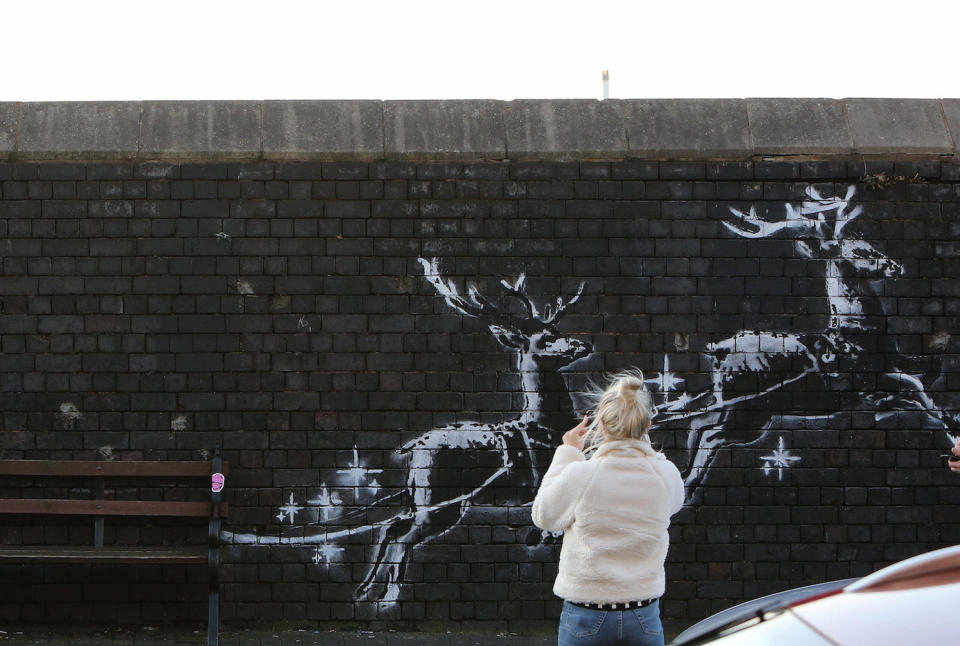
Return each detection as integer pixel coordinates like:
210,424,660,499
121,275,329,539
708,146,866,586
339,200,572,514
0,155,957,631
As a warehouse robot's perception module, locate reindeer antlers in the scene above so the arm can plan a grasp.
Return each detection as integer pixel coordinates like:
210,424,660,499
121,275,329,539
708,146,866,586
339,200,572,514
417,257,493,317
723,185,863,240
722,205,807,239
499,275,585,324
542,283,585,325
418,257,585,325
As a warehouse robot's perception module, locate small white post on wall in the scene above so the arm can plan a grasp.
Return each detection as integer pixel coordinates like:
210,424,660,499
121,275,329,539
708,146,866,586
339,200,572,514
602,69,609,99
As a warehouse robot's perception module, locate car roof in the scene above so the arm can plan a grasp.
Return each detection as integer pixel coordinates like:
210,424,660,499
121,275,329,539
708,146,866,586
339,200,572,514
670,545,960,646
844,544,960,593
793,579,960,645
788,545,960,646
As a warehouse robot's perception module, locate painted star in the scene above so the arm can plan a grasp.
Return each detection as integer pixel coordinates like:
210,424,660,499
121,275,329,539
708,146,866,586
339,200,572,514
307,485,342,507
646,356,686,410
337,447,383,487
276,493,303,524
761,437,802,480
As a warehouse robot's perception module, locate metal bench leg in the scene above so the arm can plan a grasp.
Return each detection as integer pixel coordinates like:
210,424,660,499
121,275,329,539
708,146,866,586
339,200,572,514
207,587,219,646
208,447,224,646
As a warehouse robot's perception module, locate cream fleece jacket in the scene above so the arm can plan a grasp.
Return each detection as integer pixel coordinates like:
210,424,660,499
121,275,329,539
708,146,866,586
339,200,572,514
531,439,684,604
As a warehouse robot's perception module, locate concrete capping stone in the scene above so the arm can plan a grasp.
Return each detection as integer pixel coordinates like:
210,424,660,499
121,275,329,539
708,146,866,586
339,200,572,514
384,100,505,161
747,98,853,155
141,100,261,160
2,99,960,161
263,100,383,160
846,98,953,155
18,101,141,160
941,99,960,152
504,99,627,160
0,103,17,160
622,99,751,160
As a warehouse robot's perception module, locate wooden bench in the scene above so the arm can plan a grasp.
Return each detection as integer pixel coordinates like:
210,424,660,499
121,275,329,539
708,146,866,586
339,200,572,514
0,450,227,646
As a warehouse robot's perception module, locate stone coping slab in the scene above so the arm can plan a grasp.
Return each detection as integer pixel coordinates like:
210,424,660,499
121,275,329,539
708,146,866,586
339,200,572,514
1,99,959,161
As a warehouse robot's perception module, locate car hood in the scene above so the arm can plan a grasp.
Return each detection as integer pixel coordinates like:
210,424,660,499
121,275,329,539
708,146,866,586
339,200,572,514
791,580,960,646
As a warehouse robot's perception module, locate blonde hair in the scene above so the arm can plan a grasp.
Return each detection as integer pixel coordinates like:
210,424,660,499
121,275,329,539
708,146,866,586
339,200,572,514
583,369,656,452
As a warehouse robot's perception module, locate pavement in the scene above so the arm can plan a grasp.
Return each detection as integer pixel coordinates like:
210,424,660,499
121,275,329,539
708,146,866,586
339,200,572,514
0,626,558,646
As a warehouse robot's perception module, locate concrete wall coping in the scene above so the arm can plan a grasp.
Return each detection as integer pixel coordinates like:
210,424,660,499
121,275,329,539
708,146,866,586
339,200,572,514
1,99,959,162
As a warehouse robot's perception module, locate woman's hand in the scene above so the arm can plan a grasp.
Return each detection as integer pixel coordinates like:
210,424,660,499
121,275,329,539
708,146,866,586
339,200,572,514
951,439,960,473
562,415,591,451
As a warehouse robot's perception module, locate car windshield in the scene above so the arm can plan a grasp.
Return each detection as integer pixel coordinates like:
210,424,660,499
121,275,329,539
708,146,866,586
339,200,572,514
672,609,832,646
670,578,854,645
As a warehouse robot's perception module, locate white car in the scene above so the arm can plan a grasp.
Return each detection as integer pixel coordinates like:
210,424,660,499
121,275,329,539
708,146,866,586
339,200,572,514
671,544,960,646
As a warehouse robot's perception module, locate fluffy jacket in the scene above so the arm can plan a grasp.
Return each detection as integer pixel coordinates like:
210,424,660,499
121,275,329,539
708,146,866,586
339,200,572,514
531,439,684,604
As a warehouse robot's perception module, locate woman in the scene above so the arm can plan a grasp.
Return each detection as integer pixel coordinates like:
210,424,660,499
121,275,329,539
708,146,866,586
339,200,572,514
532,370,684,646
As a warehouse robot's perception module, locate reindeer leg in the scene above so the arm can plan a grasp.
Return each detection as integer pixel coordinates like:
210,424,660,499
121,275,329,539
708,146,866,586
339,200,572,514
355,445,452,603
682,412,722,501
684,433,723,504
379,507,443,603
354,511,415,602
357,505,456,603
355,521,392,601
684,409,773,503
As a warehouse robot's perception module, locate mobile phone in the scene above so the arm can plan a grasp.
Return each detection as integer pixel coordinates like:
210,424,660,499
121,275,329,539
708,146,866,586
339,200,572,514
941,453,960,462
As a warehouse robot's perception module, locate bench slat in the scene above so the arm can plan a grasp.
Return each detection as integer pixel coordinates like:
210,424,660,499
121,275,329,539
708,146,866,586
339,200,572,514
0,452,226,646
0,460,217,477
0,545,207,564
0,499,214,517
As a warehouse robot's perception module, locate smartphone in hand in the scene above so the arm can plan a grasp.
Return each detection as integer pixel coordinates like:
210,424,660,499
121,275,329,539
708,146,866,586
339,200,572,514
942,453,960,462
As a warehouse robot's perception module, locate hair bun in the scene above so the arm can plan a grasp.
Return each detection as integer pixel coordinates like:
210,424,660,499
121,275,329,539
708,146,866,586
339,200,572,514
617,374,645,401
585,368,654,447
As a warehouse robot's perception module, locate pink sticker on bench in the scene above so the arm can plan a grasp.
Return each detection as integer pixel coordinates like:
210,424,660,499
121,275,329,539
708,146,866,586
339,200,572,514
211,472,225,493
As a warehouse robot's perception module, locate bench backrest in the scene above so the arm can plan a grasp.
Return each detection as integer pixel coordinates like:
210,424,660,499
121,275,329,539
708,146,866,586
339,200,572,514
0,453,228,546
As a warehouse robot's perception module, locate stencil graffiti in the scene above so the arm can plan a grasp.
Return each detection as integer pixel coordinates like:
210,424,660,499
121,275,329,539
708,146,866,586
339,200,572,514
761,436,802,480
222,185,957,600
56,402,82,430
643,185,957,501
223,259,593,603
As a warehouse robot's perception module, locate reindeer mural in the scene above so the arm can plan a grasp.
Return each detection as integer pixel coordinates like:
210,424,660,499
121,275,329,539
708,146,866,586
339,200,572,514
351,258,590,601
648,185,956,501
222,258,592,604
221,184,956,604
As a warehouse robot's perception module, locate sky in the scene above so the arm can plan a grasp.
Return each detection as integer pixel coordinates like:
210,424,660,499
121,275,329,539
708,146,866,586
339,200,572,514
4,0,956,101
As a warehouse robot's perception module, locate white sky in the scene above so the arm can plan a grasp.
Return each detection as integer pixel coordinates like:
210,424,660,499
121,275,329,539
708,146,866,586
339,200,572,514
4,0,956,101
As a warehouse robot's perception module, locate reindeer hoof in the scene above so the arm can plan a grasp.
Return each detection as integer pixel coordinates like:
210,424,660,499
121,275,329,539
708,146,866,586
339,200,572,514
354,582,381,602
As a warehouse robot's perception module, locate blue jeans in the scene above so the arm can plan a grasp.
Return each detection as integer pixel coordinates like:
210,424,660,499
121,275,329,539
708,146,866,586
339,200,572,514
557,600,664,646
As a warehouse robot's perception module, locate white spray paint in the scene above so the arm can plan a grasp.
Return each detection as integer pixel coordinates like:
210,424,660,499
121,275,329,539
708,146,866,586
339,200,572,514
650,185,952,501
761,436,802,479
220,186,957,605
56,402,82,430
223,259,592,605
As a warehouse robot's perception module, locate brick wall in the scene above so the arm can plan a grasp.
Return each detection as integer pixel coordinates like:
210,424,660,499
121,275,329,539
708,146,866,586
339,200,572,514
1,158,960,633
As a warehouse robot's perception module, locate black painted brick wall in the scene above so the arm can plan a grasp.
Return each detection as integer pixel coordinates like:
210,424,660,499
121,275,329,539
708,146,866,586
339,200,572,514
1,160,960,634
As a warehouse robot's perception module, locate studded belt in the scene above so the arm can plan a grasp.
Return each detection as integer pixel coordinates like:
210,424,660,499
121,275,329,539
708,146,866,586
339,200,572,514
570,598,658,611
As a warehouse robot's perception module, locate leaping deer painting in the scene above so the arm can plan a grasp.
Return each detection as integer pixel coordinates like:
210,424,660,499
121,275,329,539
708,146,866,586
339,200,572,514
222,258,592,604
220,183,957,605
647,185,956,501
350,259,589,601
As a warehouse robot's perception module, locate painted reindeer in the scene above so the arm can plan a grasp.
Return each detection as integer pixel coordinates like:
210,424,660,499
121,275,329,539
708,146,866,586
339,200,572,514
221,260,591,599
659,185,927,500
351,258,591,601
